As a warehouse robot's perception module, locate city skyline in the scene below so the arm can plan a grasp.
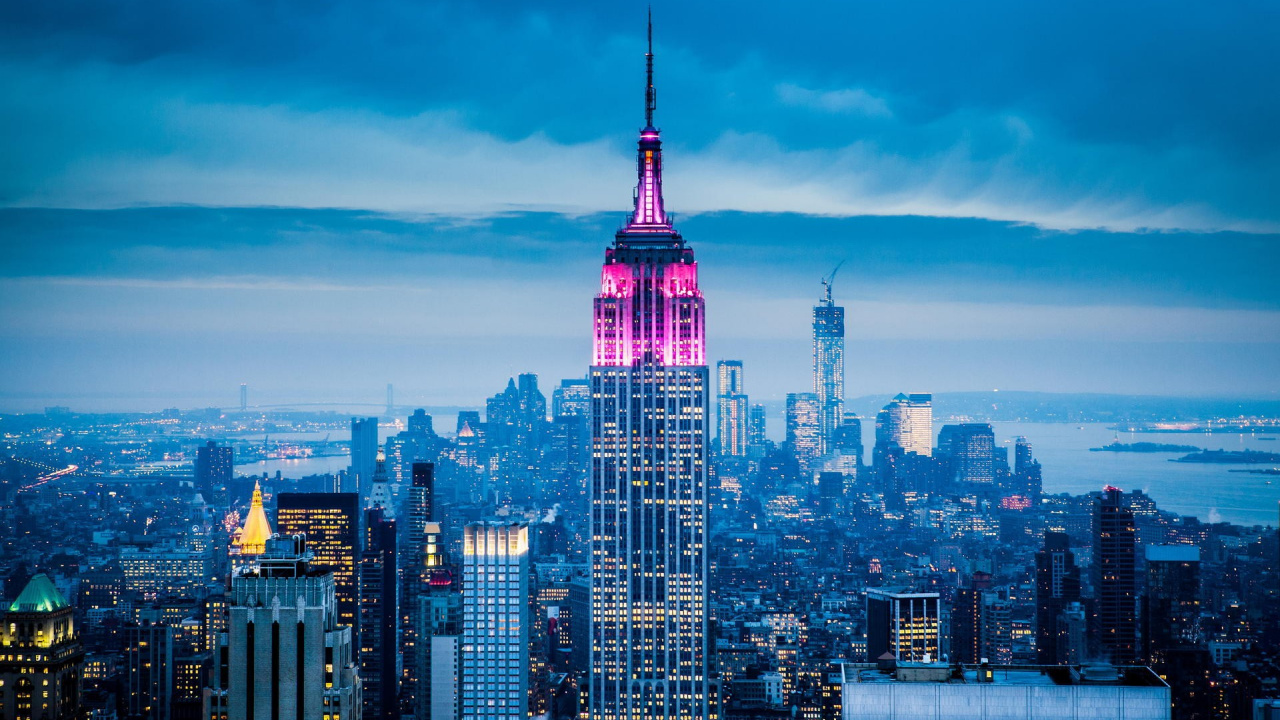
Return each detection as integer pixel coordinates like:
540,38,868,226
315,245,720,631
2,7,1279,720
2,2,1278,410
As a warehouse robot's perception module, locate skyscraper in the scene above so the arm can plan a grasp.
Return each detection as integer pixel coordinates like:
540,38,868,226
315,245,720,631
350,417,379,500
461,522,530,720
785,392,821,473
878,393,933,457
747,403,768,458
589,18,710,719
716,360,749,458
194,440,233,499
1034,532,1081,665
125,621,174,720
205,534,360,720
1142,544,1201,664
275,493,361,635
402,462,435,712
360,507,398,720
1097,486,1138,664
813,275,845,454
416,522,462,720
937,423,995,484
552,377,591,419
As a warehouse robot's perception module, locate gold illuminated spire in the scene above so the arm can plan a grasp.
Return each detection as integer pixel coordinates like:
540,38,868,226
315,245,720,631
234,479,272,555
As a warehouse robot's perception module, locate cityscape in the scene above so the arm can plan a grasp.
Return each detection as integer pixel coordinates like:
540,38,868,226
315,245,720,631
2,4,1279,720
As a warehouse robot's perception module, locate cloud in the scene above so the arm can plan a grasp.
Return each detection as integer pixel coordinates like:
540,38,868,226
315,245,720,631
3,60,1275,234
775,83,892,117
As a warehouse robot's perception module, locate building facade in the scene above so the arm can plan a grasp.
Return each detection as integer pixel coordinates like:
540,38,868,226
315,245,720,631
865,589,946,664
461,522,530,720
716,360,749,458
203,535,360,720
274,493,361,637
786,393,822,474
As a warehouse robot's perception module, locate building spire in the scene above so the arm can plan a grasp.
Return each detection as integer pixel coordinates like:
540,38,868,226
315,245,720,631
624,8,671,233
645,7,656,128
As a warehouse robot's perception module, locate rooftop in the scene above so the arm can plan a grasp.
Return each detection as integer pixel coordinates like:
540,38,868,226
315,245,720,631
841,663,1167,688
8,573,70,614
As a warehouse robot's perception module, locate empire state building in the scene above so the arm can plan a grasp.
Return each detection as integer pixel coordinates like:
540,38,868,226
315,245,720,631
589,17,711,720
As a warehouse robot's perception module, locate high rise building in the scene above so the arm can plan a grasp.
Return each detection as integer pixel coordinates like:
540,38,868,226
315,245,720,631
865,588,946,663
408,463,436,556
1143,544,1201,663
0,574,83,720
830,413,863,461
350,417,379,500
552,378,591,419
205,534,360,720
125,621,175,720
360,507,398,720
747,403,768,458
950,571,992,665
589,20,710,719
461,522,530,720
386,409,438,486
1034,532,1081,665
716,360,749,458
813,276,845,454
1097,486,1138,664
786,392,822,473
937,423,995,484
239,383,247,412
415,521,463,720
194,440,233,499
275,493,361,635
817,471,844,517
401,462,435,713
1010,436,1043,500
879,393,933,457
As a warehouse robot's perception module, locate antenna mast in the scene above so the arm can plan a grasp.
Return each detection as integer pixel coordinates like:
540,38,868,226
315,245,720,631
645,7,656,127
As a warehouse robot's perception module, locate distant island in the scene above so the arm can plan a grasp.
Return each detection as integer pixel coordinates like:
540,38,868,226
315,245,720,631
1091,441,1201,453
1171,449,1280,464
1228,468,1280,475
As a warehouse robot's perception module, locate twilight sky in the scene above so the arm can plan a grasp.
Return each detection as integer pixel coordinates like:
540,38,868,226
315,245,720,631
1,0,1278,411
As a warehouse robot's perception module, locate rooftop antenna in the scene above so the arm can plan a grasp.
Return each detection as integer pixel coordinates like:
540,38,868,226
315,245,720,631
821,260,845,304
645,6,656,128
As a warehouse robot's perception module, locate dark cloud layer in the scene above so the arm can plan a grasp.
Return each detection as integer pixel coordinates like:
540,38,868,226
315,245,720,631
2,0,1278,228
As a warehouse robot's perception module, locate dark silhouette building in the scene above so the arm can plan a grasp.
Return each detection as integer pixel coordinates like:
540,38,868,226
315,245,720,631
1035,532,1082,664
194,440,233,499
1096,486,1137,664
360,506,398,720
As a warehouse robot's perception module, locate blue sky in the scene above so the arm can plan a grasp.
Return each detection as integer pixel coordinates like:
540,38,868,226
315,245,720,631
1,1,1277,410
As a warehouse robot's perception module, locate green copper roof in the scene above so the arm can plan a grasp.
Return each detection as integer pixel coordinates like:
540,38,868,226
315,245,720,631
8,573,69,613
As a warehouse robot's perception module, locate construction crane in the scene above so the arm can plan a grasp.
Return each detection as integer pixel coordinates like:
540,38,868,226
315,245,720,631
820,260,844,305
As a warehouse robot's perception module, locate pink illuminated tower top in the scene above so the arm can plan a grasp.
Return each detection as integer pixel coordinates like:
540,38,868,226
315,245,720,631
592,12,705,367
